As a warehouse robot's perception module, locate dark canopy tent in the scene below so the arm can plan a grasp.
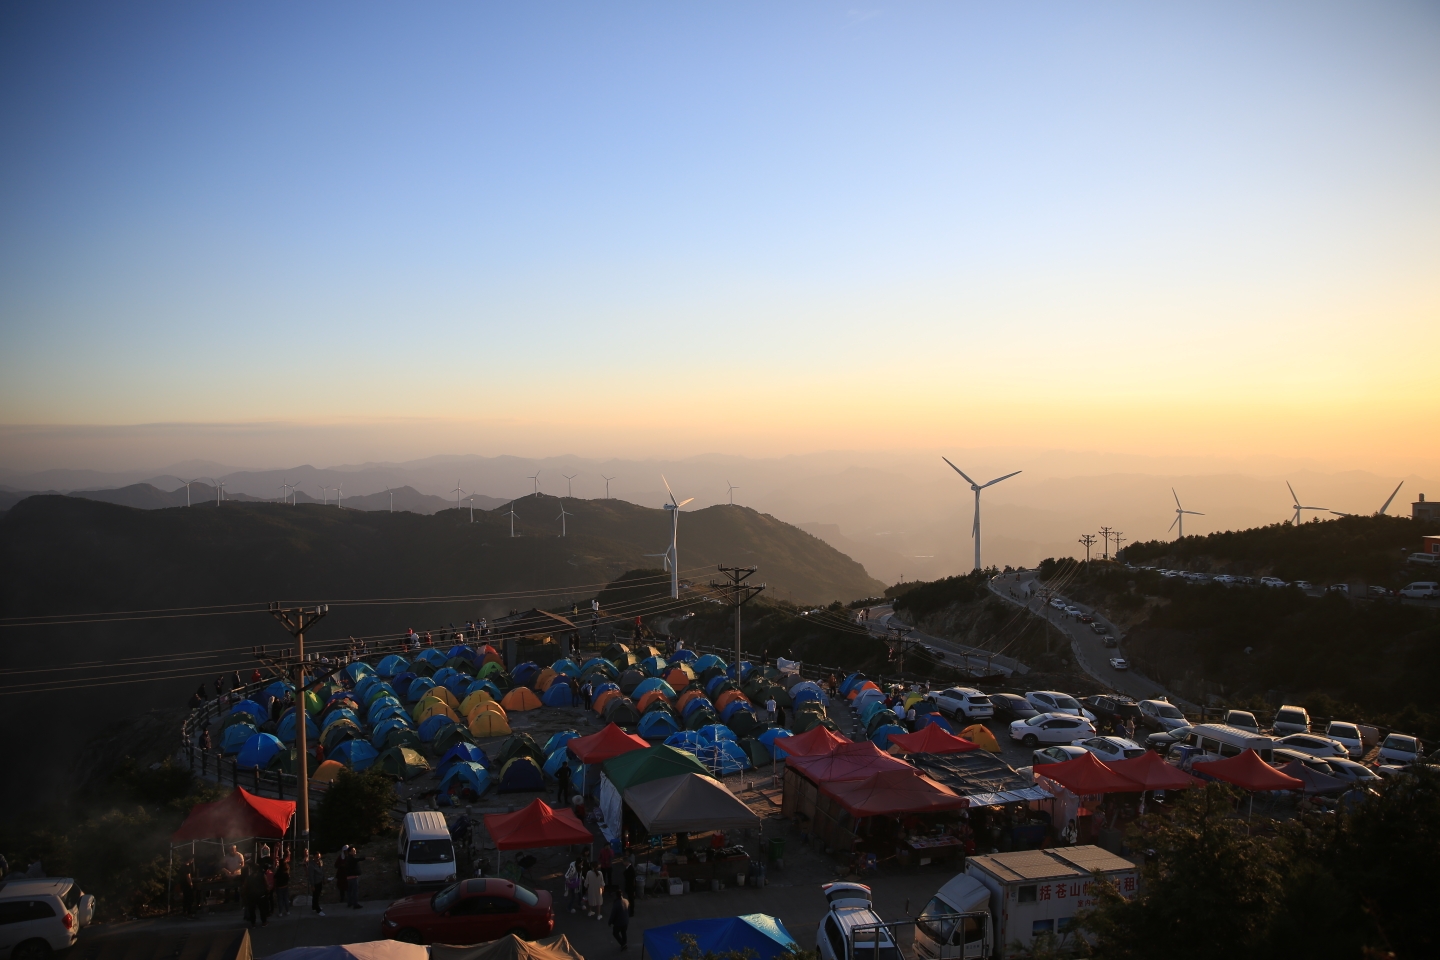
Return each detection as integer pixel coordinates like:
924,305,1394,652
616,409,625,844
1032,752,1139,795
772,724,847,757
602,744,710,793
623,773,761,835
431,934,583,960
483,799,594,851
822,769,966,817
1107,750,1203,791
1194,750,1305,792
172,788,295,841
909,751,1052,805
787,741,912,784
885,725,980,756
643,915,798,960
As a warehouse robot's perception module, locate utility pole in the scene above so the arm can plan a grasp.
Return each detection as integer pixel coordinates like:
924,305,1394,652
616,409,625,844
1079,534,1097,563
712,566,764,672
1098,526,1113,561
1111,532,1126,560
267,603,329,858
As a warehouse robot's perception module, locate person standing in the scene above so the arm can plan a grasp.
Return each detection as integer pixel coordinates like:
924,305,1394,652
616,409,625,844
307,850,327,917
608,892,630,948
180,859,197,918
765,697,777,723
609,855,626,907
556,762,572,805
581,682,593,711
344,848,367,909
623,858,637,918
563,858,582,914
583,863,605,918
273,851,291,917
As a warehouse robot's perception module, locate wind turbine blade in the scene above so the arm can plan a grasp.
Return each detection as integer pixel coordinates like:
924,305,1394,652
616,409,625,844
941,457,977,486
982,470,1022,488
1185,510,1205,516
1173,488,1182,509
1287,481,1300,506
1168,515,1179,533
677,497,694,508
1380,481,1403,515
1330,510,1352,517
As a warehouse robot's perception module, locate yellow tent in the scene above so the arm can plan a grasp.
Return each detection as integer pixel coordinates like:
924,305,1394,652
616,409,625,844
417,700,460,725
311,759,345,784
501,687,543,712
466,700,507,724
458,690,495,716
960,723,1000,752
903,692,926,709
534,668,558,692
428,687,460,709
412,693,449,719
469,710,512,738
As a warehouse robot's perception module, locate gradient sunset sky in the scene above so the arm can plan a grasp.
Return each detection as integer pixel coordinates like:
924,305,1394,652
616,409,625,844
1,2,1436,469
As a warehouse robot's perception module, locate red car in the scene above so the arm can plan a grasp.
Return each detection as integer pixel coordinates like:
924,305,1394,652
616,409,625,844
381,879,554,944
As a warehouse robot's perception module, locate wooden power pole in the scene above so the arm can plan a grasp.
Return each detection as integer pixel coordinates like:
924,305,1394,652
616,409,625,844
712,566,764,671
268,603,328,856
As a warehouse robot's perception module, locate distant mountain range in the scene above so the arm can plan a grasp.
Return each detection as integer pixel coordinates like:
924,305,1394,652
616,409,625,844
0,483,506,515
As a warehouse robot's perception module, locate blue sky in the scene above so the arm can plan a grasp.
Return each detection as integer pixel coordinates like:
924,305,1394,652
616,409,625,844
1,2,1436,465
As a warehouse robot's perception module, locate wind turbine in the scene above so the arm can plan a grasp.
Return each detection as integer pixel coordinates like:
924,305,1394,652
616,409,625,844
385,487,394,513
528,471,541,497
661,475,694,599
556,502,573,537
563,473,577,498
216,480,226,504
278,481,293,505
726,480,739,505
942,458,1021,571
601,475,615,499
1335,480,1405,518
505,500,519,537
644,551,672,572
451,480,465,512
336,483,344,509
466,495,477,523
319,485,331,506
1169,489,1204,539
179,478,199,507
1287,482,1328,526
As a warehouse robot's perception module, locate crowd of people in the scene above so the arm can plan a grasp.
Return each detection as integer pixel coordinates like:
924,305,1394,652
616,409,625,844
178,842,372,926
562,842,639,949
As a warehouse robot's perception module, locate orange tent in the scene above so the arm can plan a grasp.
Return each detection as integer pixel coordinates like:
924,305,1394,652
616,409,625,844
664,665,695,688
847,681,880,700
310,759,345,784
959,724,1000,752
593,689,620,714
715,689,749,711
502,687,543,712
676,689,705,713
478,645,502,664
636,689,672,713
469,710,511,738
458,690,495,715
416,700,460,724
466,700,507,723
534,668,558,691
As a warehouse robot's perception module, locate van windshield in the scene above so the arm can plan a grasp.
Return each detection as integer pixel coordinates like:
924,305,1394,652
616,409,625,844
917,897,958,942
408,840,454,864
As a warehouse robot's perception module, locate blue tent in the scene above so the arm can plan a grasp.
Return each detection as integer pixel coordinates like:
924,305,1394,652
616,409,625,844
465,678,504,702
581,656,613,673
681,697,715,720
757,728,793,758
432,667,461,687
693,655,726,673
376,654,409,677
698,724,737,744
276,711,319,744
343,661,374,683
542,747,580,781
440,761,491,798
406,677,438,702
368,700,407,725
664,731,705,753
639,656,667,675
839,672,864,695
437,743,491,775
639,711,682,739
643,915,797,960
543,730,580,755
725,661,753,681
263,680,295,701
550,658,580,678
442,673,472,697
705,676,734,699
497,756,545,793
915,714,954,733
416,648,448,668
870,723,907,750
237,733,284,770
321,708,361,733
860,700,890,725
419,715,459,743
511,663,541,688
632,678,676,699
592,681,620,699
392,672,418,693
720,701,753,724
370,717,415,749
332,739,379,771
790,682,827,705
220,723,259,755
699,741,750,773
230,699,267,724
542,683,577,707
669,648,698,663
446,644,477,663
363,682,398,705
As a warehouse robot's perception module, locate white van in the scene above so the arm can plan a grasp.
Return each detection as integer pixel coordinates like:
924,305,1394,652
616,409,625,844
1399,582,1438,599
1175,723,1277,763
397,811,458,889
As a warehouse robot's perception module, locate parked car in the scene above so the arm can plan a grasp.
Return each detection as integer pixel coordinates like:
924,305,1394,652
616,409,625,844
1009,713,1096,747
816,883,901,960
1078,614,1095,623
1272,748,1340,774
380,879,553,944
1223,710,1260,733
1074,736,1146,763
1175,724,1278,763
1101,634,1118,648
1274,733,1350,760
1260,577,1287,588
1293,580,1315,591
1399,582,1439,599
1138,699,1188,732
398,811,457,890
1325,758,1383,786
1377,733,1420,765
1272,705,1311,735
1049,598,1066,610
1108,658,1130,671
1323,722,1366,758
1368,585,1394,598
0,878,95,960
1235,576,1257,586
1089,622,1107,634
1145,724,1195,751
1326,583,1350,595
928,688,994,721
1212,574,1236,585
988,693,1038,721
1063,605,1081,617
1024,691,1096,721
1080,695,1142,731
1032,745,1088,766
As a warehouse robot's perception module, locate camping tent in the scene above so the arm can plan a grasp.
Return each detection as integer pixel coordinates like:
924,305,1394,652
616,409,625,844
332,739,379,771
643,915,798,960
567,723,647,764
756,728,793,758
1193,750,1305,792
440,761,491,799
822,769,966,817
787,741,911,784
420,715,460,743
220,723,259,755
501,687,543,712
237,733,284,771
311,759,345,784
603,744,711,793
632,678,676,699
959,724,1001,752
624,773,761,835
437,743,491,774
869,723,907,750
543,731,580,756
468,711,512,738
638,711,682,739
172,787,294,841
497,757,546,793
698,740,751,774
377,746,431,780
542,683,577,707
494,734,546,767
276,711,319,745
773,725,847,758
430,935,580,960
483,799,593,851
1032,752,1139,795
885,725,980,756
1107,750,1203,791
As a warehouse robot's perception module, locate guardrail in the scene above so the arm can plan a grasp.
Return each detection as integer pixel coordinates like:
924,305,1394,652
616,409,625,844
179,678,328,806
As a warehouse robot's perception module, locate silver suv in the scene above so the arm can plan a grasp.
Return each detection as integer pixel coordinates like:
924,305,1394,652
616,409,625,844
816,883,900,960
928,688,993,720
0,878,95,960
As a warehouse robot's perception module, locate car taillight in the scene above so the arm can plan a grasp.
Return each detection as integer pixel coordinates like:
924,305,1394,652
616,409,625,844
63,912,75,931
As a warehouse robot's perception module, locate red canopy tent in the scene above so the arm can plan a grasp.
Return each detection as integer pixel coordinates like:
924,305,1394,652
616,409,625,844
1033,752,1139,795
1107,750,1203,791
483,799,594,851
171,787,295,841
885,725,981,756
788,741,913,784
567,723,648,764
772,724,847,758
822,769,966,817
1193,750,1304,792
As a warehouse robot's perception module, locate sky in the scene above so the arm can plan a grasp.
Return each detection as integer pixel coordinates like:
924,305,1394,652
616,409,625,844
1,1,1437,473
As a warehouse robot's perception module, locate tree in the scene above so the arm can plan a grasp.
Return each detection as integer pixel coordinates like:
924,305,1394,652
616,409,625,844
312,768,395,852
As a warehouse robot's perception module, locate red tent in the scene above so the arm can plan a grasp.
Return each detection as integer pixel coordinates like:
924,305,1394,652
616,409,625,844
1107,750,1203,791
483,799,594,851
171,787,295,841
1194,750,1304,792
885,725,981,756
1034,752,1139,795
788,741,913,784
823,769,966,817
772,725,847,758
566,722,648,764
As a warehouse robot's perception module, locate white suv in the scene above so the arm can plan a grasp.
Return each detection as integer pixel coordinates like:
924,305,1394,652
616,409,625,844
928,688,994,720
1025,691,1096,722
0,878,95,960
816,883,900,960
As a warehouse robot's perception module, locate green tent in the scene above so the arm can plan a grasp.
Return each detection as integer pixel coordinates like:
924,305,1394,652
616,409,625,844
790,711,836,734
685,709,719,731
384,727,424,752
737,737,773,768
493,733,545,767
444,657,477,675
603,744,709,792
378,745,431,780
303,689,325,716
321,719,363,752
431,723,475,757
278,745,318,777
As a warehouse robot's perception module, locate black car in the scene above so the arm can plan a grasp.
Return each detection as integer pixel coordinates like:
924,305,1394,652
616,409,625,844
1081,695,1142,731
989,693,1038,720
1101,635,1118,648
1145,724,1194,752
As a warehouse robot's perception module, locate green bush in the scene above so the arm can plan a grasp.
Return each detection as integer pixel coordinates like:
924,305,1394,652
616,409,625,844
312,768,396,853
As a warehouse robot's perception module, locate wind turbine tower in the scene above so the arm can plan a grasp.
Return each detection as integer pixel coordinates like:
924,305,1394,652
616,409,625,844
563,473,577,498
557,502,573,537
505,501,519,537
1287,482,1328,525
661,475,694,598
528,471,541,497
451,480,465,512
602,475,615,499
1169,489,1204,539
942,458,1021,571
385,487,393,513
727,481,739,505
336,484,344,509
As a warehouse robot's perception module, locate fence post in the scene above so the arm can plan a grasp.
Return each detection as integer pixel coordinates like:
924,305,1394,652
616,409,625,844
253,766,260,793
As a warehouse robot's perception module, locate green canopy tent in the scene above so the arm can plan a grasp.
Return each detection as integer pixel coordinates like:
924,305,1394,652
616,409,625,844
603,744,710,793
